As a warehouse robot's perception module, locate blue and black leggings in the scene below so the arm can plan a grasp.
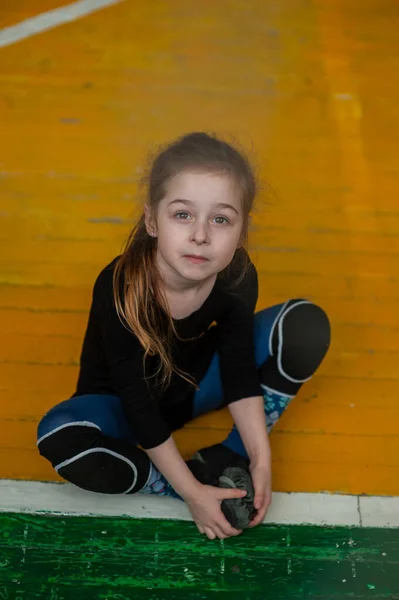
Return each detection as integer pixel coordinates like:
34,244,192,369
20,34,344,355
37,299,330,495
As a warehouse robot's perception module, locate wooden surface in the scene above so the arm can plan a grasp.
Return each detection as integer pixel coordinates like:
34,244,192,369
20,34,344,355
0,513,398,598
0,0,398,494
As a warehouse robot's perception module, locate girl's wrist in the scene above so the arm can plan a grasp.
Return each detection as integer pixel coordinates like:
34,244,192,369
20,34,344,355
250,455,271,469
248,444,272,469
179,478,203,502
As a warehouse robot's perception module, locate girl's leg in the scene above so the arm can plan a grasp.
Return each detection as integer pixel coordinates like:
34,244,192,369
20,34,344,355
37,394,179,497
194,299,331,458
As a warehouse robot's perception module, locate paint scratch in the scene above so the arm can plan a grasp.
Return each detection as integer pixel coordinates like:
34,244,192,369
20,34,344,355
351,562,357,578
183,567,195,582
20,524,28,567
87,216,126,224
348,537,356,548
220,539,225,576
154,530,159,572
287,558,292,575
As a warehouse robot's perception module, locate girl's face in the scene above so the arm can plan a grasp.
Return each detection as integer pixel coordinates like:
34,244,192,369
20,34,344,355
145,171,244,290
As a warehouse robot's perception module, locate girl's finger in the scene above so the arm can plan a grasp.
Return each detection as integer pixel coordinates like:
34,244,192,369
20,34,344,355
248,511,261,527
254,494,265,511
218,514,242,537
216,488,247,501
197,524,205,534
248,503,267,528
213,525,227,540
248,514,263,528
204,527,216,540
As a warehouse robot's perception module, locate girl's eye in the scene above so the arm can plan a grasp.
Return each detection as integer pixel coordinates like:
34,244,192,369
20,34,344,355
174,212,229,224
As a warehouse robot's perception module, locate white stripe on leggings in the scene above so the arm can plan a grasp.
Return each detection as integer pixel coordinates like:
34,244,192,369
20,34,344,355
261,383,295,399
277,300,313,384
268,300,289,357
37,421,101,446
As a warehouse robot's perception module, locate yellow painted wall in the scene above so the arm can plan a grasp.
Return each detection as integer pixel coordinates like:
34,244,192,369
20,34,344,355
0,0,398,495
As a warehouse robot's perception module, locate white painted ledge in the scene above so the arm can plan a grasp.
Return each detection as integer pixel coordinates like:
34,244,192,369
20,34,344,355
359,496,399,528
0,480,398,528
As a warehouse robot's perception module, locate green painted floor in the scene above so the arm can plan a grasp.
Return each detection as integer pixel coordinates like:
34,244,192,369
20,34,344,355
0,513,398,599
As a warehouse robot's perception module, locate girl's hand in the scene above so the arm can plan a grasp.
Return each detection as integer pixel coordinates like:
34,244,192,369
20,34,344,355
185,483,247,540
247,462,272,528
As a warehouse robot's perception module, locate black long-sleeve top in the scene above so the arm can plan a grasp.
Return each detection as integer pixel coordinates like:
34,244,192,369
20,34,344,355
74,252,263,449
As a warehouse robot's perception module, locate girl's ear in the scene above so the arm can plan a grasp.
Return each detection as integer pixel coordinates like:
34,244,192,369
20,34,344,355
144,204,157,236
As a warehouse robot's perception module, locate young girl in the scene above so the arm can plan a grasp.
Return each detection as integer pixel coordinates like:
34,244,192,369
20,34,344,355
37,132,330,540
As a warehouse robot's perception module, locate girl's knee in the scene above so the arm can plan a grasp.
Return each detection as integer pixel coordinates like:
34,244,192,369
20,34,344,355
37,403,101,467
57,449,139,495
276,299,331,380
283,299,330,347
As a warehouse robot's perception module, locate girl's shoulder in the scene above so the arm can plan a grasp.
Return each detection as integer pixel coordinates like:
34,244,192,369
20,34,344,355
95,255,121,282
92,255,122,301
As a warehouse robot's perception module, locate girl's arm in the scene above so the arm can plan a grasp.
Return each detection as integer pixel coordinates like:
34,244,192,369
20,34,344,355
228,395,270,465
228,395,272,527
146,435,201,500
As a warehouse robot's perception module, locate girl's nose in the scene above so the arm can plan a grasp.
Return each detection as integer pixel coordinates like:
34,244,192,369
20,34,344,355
190,222,210,244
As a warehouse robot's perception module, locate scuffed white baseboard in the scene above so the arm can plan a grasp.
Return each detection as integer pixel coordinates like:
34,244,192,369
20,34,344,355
0,480,398,528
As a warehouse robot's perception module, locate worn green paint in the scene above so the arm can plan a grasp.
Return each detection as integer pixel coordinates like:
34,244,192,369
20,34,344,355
0,513,398,599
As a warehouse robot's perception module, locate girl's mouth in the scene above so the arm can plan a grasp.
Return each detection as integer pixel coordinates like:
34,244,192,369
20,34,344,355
184,255,209,264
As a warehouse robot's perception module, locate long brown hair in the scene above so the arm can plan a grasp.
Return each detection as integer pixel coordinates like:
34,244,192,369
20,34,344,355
113,132,258,393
